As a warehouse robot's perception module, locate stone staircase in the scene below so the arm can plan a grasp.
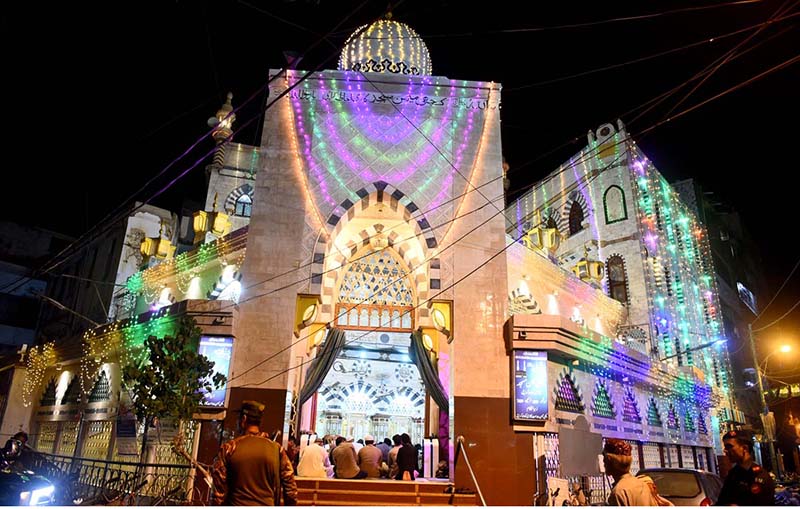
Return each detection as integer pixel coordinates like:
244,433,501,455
296,478,477,506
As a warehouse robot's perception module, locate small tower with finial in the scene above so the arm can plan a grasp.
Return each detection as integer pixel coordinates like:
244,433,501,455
208,92,236,169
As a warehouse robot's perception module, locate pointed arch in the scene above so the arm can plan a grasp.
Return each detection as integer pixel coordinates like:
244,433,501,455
606,254,629,306
568,201,585,235
603,185,628,224
311,181,437,320
225,183,254,216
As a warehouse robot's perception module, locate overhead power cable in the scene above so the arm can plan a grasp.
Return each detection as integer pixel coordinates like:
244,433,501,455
0,1,375,297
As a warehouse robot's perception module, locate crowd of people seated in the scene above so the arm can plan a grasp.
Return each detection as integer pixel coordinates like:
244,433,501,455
291,432,422,480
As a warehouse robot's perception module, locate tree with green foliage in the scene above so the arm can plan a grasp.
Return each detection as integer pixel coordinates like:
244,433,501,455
122,316,226,455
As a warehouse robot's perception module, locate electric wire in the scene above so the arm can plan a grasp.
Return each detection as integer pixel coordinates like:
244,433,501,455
752,256,800,324
752,298,800,333
627,1,798,126
661,0,799,119
0,1,375,296
504,13,799,92
24,8,798,387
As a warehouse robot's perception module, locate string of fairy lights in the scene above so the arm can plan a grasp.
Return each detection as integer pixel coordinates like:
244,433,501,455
21,14,777,438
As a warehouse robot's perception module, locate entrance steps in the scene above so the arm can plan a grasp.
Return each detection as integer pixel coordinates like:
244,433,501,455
296,478,477,506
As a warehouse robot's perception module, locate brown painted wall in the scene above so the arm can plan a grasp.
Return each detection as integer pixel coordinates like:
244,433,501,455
454,396,535,506
224,387,288,438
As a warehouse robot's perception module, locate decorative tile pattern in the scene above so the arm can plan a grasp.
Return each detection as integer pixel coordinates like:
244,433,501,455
554,371,584,413
647,398,663,427
592,381,616,419
622,388,641,423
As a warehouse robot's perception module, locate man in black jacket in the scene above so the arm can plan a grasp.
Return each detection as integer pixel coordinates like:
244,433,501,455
717,430,774,506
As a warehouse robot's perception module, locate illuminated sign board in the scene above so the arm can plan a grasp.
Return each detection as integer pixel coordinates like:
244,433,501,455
513,350,549,421
737,282,757,315
199,336,234,408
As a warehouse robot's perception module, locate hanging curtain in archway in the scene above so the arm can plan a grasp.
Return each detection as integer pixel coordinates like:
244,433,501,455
299,327,347,405
409,329,449,413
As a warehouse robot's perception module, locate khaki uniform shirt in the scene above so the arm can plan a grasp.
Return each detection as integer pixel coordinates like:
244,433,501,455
211,431,298,506
608,473,658,506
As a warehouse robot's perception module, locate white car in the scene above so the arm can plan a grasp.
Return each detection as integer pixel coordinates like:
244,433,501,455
636,468,722,506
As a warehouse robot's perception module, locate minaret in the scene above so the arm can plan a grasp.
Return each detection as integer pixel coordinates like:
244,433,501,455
208,92,236,170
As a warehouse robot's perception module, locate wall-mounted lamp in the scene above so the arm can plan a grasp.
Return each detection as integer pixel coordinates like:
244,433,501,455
295,294,322,338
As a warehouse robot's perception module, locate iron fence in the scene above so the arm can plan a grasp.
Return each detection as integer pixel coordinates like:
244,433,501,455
30,452,205,505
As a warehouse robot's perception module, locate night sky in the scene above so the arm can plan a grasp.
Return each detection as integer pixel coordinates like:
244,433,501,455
4,1,798,342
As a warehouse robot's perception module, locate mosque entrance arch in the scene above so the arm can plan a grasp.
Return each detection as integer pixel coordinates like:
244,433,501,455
315,246,426,445
298,184,442,449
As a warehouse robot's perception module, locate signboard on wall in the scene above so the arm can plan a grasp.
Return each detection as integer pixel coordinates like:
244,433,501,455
513,350,549,421
198,336,234,408
737,282,757,315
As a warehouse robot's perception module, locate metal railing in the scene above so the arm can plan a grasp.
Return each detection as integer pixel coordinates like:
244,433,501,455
454,435,487,506
30,452,198,505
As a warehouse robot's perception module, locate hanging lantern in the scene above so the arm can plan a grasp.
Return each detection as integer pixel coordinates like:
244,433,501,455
141,224,176,261
193,194,231,244
140,237,158,257
193,210,209,235
155,238,176,259
211,211,231,236
572,246,604,283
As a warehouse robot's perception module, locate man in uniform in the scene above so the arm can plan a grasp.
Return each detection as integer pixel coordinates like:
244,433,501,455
717,429,775,506
211,401,298,505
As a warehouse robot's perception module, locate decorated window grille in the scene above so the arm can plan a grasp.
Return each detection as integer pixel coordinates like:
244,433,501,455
554,372,584,413
543,432,560,479
40,378,57,406
666,444,679,467
626,440,641,474
336,249,414,331
57,421,80,456
667,404,680,430
622,388,642,423
642,442,662,468
647,398,663,427
82,421,113,460
35,422,58,453
592,381,616,419
234,194,252,217
680,446,695,469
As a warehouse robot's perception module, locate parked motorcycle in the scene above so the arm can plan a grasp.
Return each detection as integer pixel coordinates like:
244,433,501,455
0,438,56,506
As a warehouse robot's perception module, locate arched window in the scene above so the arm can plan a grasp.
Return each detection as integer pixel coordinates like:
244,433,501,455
235,194,252,217
606,255,629,305
568,202,584,235
603,185,627,224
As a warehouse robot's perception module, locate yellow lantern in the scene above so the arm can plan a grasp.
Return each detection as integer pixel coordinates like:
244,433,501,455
211,211,231,236
572,246,604,283
295,294,322,338
430,301,452,342
140,237,157,257
193,210,209,235
155,238,176,259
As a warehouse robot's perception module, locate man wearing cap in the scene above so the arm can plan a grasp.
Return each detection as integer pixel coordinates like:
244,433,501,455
717,429,775,506
358,434,383,478
332,436,367,479
211,401,298,505
602,438,657,506
296,436,333,479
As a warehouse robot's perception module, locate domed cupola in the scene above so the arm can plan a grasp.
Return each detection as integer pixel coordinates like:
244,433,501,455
338,15,432,76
